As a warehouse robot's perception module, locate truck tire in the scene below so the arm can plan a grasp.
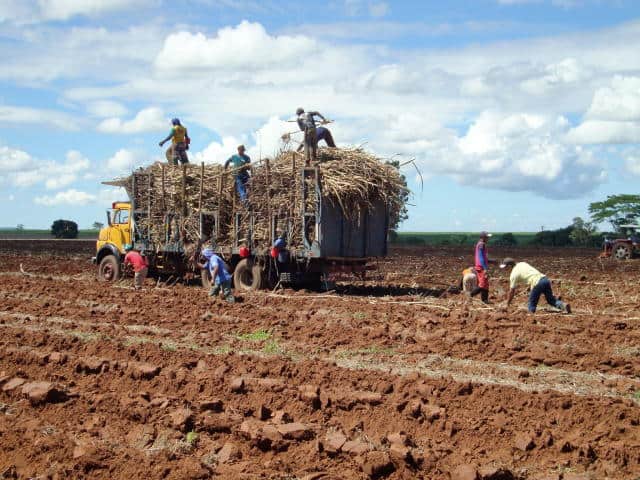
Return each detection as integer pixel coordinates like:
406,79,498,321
98,255,121,282
201,268,212,290
613,243,632,260
233,259,263,291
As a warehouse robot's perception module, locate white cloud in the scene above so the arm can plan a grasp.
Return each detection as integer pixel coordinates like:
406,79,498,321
34,189,96,206
86,100,128,118
566,120,640,144
97,107,166,134
0,0,152,24
105,149,137,173
0,145,37,173
369,2,389,17
155,21,318,71
585,76,640,121
0,104,79,130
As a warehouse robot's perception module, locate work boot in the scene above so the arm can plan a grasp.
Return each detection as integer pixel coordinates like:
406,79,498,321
225,295,235,304
565,303,571,314
208,286,220,297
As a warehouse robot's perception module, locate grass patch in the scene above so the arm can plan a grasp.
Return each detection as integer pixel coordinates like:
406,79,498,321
185,431,199,446
235,329,271,342
161,341,178,352
632,390,640,400
352,312,367,321
69,331,101,342
123,335,154,346
263,340,285,355
337,346,396,358
211,344,232,355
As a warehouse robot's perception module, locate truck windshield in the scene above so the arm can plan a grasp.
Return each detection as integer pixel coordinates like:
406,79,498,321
113,209,130,224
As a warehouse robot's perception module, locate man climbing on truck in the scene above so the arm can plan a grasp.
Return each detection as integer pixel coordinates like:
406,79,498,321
197,248,235,303
471,231,492,303
224,144,251,203
296,125,336,153
296,107,328,165
500,258,571,314
123,244,148,290
159,118,190,166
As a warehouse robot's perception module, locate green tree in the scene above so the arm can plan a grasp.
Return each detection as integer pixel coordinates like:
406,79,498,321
16,224,24,232
569,217,597,246
92,221,104,230
51,219,78,239
493,232,517,246
589,194,640,232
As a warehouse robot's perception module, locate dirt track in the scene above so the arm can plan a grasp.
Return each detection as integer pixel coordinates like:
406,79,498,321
1,242,639,479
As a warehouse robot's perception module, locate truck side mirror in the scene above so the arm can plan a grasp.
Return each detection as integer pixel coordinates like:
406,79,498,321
106,210,112,227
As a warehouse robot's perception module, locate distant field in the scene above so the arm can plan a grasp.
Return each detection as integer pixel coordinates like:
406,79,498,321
0,229,98,240
393,231,537,246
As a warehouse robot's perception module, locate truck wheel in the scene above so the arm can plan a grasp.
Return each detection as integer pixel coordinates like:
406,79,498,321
98,255,120,282
233,259,263,291
201,268,212,290
613,244,632,260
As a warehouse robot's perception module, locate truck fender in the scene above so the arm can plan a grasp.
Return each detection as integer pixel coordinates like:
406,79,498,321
96,244,121,265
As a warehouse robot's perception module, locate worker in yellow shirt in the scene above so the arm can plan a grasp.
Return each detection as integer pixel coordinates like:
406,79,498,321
500,258,571,313
159,118,190,165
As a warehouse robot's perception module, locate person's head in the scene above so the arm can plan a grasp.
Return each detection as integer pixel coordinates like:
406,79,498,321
237,144,245,154
124,244,133,252
499,258,516,270
171,118,181,126
479,231,492,241
296,107,304,115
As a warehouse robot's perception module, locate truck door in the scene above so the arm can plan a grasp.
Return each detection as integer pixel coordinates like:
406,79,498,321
110,208,132,248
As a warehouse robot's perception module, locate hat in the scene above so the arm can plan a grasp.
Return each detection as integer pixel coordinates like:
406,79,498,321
124,244,133,251
500,258,516,269
479,231,492,238
202,248,214,259
296,107,304,115
171,118,180,125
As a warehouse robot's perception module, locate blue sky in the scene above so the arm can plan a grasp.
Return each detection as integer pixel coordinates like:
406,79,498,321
1,0,639,232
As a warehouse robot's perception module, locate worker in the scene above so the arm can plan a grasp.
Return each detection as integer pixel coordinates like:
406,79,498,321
224,144,251,202
459,266,478,296
500,258,571,314
123,244,148,290
296,125,336,153
472,231,492,303
197,248,235,303
296,107,328,165
159,118,190,165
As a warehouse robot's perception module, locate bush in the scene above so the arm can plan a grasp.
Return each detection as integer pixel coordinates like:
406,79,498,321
531,226,573,246
493,233,517,246
51,219,78,239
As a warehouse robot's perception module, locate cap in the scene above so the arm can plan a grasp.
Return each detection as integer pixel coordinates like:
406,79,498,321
202,248,214,259
296,107,304,115
500,258,516,269
479,231,492,238
124,244,133,251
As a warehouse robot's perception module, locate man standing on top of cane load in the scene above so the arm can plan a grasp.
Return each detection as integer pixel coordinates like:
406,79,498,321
471,231,492,303
296,107,328,165
224,144,251,203
500,258,571,314
159,118,190,166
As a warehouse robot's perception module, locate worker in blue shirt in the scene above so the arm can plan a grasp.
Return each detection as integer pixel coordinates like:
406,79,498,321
197,248,235,303
224,144,251,202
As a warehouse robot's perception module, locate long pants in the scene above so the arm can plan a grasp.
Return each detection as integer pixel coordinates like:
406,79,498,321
209,279,234,303
172,142,189,165
529,277,565,313
235,174,248,202
304,128,317,164
134,266,148,289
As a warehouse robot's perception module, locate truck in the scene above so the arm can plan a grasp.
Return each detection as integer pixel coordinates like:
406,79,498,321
601,224,640,260
94,153,399,291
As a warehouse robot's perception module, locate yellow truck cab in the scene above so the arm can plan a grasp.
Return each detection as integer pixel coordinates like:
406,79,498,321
94,201,132,281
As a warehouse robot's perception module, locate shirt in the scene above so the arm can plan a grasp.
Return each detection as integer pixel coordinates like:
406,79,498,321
297,111,320,131
225,153,251,170
509,262,546,290
170,125,187,144
124,251,148,272
204,254,232,285
474,240,488,270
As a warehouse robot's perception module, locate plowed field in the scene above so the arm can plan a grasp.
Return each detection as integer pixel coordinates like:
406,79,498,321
1,240,639,479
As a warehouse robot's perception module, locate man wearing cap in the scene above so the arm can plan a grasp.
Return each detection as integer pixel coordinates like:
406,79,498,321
296,107,328,165
197,248,235,303
123,244,148,290
225,145,251,202
500,258,571,314
471,231,492,303
159,118,190,166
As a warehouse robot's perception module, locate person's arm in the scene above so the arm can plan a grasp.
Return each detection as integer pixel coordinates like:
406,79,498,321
211,265,219,282
159,129,173,146
224,156,233,169
311,111,327,122
478,244,488,270
506,287,516,306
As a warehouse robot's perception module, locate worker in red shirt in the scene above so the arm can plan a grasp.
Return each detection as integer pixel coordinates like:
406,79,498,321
124,244,148,290
471,231,492,303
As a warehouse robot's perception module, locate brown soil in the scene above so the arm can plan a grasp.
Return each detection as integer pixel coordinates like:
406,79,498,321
1,242,639,479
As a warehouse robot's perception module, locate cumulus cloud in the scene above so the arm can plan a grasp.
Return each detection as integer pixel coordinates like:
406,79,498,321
0,146,37,173
34,189,96,206
566,120,640,144
0,104,79,130
155,21,318,71
97,107,166,134
87,100,128,118
585,76,640,121
105,149,138,173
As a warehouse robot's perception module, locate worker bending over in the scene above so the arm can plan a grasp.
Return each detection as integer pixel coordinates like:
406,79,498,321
460,266,478,296
225,145,251,202
198,248,235,303
296,107,328,165
500,258,571,314
124,244,148,290
159,118,190,165
296,125,336,153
